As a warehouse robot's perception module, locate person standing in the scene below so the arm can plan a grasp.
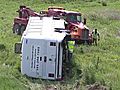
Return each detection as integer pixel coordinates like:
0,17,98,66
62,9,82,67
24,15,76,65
68,40,75,60
92,29,100,46
66,40,75,76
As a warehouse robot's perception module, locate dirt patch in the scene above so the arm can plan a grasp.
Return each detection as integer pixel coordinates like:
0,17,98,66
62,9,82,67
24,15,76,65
45,85,57,90
86,82,109,90
88,9,120,21
118,31,120,37
100,10,120,20
116,31,120,38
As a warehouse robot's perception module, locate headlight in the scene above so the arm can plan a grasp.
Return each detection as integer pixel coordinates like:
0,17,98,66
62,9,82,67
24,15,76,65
89,33,91,36
74,26,78,32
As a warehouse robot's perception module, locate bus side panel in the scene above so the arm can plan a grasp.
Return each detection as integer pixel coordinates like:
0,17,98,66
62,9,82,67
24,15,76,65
58,43,63,79
46,41,57,80
21,38,34,76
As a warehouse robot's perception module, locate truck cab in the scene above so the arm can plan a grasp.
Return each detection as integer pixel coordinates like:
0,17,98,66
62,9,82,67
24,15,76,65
64,11,91,43
47,8,92,44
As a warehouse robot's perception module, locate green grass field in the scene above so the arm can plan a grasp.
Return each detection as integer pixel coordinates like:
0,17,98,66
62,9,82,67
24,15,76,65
0,0,120,90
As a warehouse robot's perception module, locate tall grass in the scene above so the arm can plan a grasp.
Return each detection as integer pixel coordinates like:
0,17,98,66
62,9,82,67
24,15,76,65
0,0,120,90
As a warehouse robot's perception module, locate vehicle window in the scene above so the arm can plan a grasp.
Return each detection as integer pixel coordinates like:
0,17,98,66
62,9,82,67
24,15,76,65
50,42,56,46
77,15,81,22
69,15,76,21
68,14,81,22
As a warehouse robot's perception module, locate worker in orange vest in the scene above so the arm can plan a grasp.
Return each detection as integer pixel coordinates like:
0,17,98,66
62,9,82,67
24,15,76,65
92,29,100,46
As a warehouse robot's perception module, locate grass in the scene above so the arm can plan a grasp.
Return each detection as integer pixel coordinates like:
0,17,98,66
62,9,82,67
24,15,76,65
0,0,120,90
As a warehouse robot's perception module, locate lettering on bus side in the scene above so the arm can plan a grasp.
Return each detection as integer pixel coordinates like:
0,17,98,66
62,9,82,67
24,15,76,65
36,46,40,71
34,49,36,69
31,45,34,69
31,46,40,71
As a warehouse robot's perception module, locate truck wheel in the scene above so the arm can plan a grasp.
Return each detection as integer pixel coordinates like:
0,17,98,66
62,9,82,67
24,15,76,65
13,24,20,35
20,25,26,35
88,40,92,45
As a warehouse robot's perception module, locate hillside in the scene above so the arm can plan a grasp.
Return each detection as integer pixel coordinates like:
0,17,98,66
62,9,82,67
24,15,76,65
0,0,120,90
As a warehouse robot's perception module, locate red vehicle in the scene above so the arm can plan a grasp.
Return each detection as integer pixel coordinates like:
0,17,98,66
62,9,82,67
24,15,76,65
47,7,92,44
13,6,92,44
13,5,39,35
